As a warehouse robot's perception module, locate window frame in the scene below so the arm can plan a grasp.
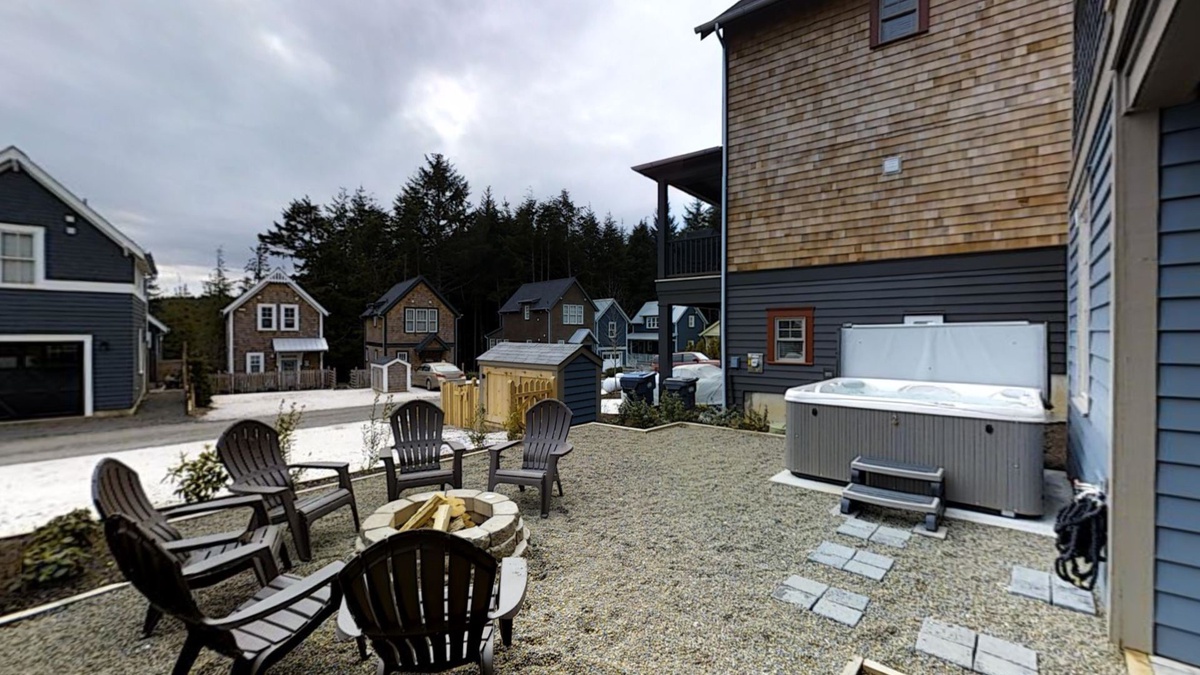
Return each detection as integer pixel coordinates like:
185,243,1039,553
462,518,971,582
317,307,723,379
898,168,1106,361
870,0,929,48
767,308,815,366
405,307,439,333
280,304,300,331
0,223,43,288
523,305,531,321
256,304,277,331
645,315,659,330
688,314,696,328
246,352,265,374
607,321,617,339
562,303,584,326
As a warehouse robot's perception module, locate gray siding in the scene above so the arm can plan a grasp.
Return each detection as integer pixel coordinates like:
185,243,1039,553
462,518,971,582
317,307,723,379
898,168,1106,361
595,305,628,351
726,247,1067,405
674,307,706,351
1067,93,1114,486
562,355,598,424
0,169,134,284
1155,99,1200,667
0,289,143,411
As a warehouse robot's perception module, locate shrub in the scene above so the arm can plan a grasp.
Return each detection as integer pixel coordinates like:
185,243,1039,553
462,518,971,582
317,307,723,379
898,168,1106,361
602,366,624,378
188,358,214,408
275,400,305,464
658,392,697,423
737,404,771,433
20,509,100,586
616,397,662,429
503,406,526,440
468,405,490,449
164,447,228,503
360,392,396,471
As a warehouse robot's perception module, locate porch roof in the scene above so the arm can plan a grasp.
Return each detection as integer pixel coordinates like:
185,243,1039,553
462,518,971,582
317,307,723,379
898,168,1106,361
272,337,329,352
631,146,722,206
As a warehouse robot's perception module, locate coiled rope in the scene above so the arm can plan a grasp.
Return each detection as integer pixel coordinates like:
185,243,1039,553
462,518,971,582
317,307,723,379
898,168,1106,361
1053,484,1107,591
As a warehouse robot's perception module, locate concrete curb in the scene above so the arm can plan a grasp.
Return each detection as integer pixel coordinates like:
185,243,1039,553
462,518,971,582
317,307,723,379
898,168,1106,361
0,581,130,628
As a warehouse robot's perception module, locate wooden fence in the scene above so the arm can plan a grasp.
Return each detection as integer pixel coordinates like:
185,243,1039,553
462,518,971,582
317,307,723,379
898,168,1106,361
511,378,553,415
209,368,336,395
441,380,480,428
348,369,371,389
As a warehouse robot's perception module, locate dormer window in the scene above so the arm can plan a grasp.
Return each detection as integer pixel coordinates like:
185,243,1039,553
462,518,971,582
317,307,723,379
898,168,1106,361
646,316,658,330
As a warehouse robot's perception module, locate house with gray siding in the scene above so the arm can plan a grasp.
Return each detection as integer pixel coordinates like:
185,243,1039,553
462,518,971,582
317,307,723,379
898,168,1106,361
0,146,157,421
627,301,707,367
592,298,631,366
1065,1,1200,668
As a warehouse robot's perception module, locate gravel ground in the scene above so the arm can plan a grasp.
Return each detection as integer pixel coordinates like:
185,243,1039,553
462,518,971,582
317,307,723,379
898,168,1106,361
0,424,1125,674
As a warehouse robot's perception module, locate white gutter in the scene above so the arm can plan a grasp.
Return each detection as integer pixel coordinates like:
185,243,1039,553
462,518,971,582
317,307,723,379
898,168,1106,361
718,23,730,407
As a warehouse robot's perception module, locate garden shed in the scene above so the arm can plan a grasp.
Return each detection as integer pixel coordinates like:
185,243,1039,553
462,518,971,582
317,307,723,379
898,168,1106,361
477,342,601,425
370,357,410,393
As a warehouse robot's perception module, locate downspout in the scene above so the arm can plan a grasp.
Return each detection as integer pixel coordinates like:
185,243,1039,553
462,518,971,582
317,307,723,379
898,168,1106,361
717,23,731,408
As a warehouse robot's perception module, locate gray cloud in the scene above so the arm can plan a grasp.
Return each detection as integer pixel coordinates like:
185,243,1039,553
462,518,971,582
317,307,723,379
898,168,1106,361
1,0,726,290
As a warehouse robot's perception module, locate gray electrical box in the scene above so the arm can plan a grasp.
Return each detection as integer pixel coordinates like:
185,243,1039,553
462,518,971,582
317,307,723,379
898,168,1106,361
747,353,764,374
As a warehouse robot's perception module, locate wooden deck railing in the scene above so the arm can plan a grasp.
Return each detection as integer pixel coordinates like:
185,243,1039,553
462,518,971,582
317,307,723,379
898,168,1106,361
666,229,721,278
209,369,336,395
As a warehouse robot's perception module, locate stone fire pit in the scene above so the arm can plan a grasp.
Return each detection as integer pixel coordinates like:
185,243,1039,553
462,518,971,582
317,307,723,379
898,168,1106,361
356,488,530,559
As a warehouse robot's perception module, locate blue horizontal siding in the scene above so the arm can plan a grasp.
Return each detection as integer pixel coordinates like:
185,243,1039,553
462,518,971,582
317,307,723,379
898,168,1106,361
1156,100,1200,666
561,356,597,424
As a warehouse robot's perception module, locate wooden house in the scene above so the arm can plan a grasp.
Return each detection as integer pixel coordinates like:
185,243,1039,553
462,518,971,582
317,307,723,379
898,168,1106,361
627,301,708,367
476,342,600,425
486,278,597,347
221,268,329,376
1063,0,1200,667
361,276,460,370
634,0,1073,417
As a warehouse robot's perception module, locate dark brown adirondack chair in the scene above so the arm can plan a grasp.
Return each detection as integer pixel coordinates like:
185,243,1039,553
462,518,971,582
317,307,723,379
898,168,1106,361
103,514,343,675
92,458,290,637
382,400,466,501
338,530,528,675
216,420,360,562
487,398,573,518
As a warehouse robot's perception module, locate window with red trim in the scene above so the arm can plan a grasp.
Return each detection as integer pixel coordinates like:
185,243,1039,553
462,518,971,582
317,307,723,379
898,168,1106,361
871,0,929,48
767,308,814,365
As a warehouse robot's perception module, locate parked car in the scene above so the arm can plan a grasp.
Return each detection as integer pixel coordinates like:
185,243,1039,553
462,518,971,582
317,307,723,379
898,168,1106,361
415,362,466,390
652,352,720,371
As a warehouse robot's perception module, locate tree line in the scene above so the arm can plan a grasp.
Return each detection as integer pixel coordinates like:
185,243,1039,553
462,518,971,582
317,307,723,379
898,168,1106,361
155,154,719,377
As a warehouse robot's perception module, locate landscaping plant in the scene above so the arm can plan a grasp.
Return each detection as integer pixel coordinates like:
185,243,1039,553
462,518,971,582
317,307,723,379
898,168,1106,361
19,509,100,587
468,404,490,449
658,392,698,423
164,446,228,503
275,399,306,464
360,392,396,470
616,397,662,429
503,406,525,440
188,357,215,408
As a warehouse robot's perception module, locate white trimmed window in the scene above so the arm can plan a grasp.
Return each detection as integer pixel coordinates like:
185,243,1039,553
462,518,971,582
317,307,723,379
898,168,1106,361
405,307,439,333
395,350,409,362
0,225,40,286
246,352,265,373
645,315,658,330
563,304,584,325
688,314,696,328
280,304,299,331
523,305,531,320
257,304,277,331
608,321,617,338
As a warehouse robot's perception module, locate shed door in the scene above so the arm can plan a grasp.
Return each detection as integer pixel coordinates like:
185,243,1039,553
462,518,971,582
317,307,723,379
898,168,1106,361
0,342,84,420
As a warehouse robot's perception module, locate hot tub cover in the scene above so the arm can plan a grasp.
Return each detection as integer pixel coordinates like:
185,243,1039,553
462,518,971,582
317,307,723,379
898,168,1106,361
785,377,1047,423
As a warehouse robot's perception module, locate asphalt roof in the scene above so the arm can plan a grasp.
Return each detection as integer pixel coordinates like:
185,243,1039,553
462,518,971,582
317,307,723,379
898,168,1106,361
498,278,588,313
632,301,689,325
477,342,600,367
362,276,459,318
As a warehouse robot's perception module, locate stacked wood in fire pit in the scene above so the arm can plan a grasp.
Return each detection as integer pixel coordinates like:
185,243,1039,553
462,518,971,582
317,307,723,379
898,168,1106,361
399,492,477,533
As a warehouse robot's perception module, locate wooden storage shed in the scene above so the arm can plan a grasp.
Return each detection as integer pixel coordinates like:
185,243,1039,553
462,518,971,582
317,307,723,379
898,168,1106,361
370,357,410,393
477,343,601,425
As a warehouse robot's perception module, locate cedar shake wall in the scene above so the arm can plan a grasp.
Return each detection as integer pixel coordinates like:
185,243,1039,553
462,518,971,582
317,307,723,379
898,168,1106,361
369,280,458,368
230,282,322,373
496,284,595,344
724,0,1072,272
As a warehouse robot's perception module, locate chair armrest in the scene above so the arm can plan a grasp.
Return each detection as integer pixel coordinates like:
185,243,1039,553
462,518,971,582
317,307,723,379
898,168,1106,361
489,557,528,621
550,442,574,457
444,439,467,454
161,495,268,526
228,483,289,497
182,542,272,577
489,440,521,456
163,530,244,553
290,461,352,490
209,562,345,629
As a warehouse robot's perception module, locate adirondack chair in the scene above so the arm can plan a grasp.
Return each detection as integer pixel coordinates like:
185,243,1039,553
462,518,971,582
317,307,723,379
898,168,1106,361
337,530,528,675
92,458,290,637
382,400,466,501
487,398,573,518
103,514,343,675
216,420,360,562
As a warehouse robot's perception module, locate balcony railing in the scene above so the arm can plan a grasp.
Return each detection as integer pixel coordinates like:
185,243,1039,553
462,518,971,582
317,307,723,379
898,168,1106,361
1073,0,1106,143
665,229,721,278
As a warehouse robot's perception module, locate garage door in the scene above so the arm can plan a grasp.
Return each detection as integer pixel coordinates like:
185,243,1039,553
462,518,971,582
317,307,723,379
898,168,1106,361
0,342,84,420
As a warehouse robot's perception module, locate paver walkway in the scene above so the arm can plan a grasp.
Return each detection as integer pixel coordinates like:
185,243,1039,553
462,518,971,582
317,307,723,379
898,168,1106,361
1007,566,1097,614
771,575,871,627
807,541,894,581
916,618,1040,675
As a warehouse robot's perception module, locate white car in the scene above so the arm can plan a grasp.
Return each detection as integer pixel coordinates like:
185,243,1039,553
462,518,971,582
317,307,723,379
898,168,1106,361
415,362,465,390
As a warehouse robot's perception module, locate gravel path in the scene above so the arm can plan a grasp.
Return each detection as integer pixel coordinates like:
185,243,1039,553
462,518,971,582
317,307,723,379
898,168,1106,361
0,424,1125,674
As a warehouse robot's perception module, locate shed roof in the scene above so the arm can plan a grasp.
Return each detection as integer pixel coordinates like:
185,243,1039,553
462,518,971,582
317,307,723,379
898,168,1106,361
567,328,595,344
477,342,601,367
498,278,594,313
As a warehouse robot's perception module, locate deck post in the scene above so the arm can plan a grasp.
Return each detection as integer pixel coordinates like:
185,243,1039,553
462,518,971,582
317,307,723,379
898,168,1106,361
658,302,673,393
656,179,668,279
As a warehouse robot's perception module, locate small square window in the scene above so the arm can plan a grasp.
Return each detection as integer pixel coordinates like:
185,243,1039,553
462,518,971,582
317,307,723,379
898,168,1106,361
246,352,265,374
767,308,815,365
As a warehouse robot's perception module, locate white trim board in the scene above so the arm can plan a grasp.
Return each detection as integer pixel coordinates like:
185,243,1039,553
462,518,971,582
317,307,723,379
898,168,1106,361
0,221,139,296
768,469,1072,538
0,334,93,416
221,267,329,317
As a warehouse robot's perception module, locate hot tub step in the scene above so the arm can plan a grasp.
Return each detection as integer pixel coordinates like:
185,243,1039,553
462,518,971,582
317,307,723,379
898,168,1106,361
851,456,944,483
840,484,944,531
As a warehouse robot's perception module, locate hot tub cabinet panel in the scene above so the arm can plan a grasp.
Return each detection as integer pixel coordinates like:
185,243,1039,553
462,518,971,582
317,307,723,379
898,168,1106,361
785,379,1046,516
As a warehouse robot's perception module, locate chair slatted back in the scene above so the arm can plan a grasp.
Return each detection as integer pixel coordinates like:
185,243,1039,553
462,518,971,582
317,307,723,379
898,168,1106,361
103,515,208,628
216,420,293,510
389,401,446,475
339,530,497,671
92,459,182,547
521,399,572,471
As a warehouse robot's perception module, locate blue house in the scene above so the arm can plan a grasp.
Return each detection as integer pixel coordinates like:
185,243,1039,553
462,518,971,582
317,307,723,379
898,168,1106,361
1067,2,1200,668
592,298,631,366
627,301,707,367
0,146,158,421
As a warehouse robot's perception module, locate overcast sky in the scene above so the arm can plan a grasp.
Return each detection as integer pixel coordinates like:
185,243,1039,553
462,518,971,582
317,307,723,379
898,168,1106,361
1,1,728,293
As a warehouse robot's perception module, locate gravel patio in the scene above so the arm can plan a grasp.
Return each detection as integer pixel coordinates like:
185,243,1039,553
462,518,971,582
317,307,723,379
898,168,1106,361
0,424,1126,674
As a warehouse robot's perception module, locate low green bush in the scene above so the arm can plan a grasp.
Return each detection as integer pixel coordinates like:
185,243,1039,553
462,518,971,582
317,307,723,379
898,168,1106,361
616,397,662,429
188,358,214,408
20,509,100,586
503,407,525,440
658,393,698,423
164,447,228,503
468,405,490,449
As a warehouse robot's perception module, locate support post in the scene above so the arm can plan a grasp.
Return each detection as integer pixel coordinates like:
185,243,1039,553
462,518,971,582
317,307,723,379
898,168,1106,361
658,302,673,395
656,180,668,279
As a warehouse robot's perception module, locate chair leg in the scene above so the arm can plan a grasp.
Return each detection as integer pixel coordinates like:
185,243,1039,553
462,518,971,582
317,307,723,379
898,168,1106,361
518,485,525,492
356,636,368,661
480,631,496,675
171,633,203,675
278,543,293,571
540,482,550,519
555,475,563,496
500,618,514,647
142,604,163,637
292,522,313,562
348,498,361,530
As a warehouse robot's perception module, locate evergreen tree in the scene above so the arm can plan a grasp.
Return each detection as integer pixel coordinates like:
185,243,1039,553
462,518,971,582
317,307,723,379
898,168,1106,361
202,247,234,299
240,242,271,292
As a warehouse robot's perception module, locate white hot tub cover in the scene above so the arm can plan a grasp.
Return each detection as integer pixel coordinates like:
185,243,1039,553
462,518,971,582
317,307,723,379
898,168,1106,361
785,377,1048,423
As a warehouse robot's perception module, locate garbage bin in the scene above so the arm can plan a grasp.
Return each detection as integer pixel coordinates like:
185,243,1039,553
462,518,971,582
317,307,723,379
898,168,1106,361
664,376,699,410
619,371,657,404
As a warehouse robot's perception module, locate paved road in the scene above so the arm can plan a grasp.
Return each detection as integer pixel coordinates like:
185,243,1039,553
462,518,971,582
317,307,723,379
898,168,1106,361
0,395,379,466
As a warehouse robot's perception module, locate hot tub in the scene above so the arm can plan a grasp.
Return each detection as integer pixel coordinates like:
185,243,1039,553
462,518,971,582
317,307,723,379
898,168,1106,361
785,377,1048,516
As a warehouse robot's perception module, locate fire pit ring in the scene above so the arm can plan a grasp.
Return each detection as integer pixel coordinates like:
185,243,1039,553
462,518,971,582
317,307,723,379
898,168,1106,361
356,488,530,558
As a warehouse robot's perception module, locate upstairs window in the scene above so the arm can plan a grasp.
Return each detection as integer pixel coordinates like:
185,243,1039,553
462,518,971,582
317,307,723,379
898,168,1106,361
645,315,658,330
523,305,531,321
563,304,584,325
608,321,617,339
0,226,38,285
767,308,815,365
871,0,928,47
280,304,299,331
405,307,439,333
688,314,696,328
257,304,276,331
